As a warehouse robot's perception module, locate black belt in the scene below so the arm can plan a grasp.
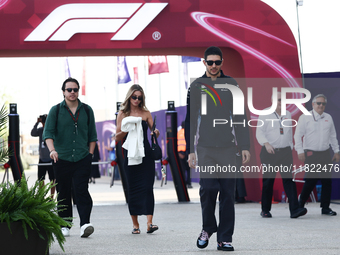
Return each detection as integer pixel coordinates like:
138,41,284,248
304,149,330,154
274,146,291,152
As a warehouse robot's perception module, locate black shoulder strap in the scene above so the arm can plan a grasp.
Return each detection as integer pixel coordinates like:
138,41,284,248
55,103,60,130
55,103,90,130
82,103,90,126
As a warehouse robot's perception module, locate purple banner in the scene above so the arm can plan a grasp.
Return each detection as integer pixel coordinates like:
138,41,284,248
95,120,116,176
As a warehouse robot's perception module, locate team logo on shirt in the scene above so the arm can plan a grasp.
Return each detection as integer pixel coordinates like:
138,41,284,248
199,82,243,115
198,82,223,109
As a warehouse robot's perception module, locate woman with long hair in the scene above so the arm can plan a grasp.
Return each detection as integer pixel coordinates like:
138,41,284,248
116,84,160,234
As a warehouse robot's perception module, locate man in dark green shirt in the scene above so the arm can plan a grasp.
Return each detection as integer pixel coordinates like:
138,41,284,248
43,77,97,238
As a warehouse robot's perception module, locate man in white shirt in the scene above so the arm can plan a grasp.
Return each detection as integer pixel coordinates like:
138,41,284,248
256,92,307,218
294,94,340,216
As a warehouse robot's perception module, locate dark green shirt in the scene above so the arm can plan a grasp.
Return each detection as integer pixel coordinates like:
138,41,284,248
43,99,97,162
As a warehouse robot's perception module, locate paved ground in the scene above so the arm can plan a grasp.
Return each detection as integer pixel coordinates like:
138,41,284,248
1,168,339,254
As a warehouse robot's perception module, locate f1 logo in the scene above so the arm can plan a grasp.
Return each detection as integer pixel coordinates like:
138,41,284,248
24,3,168,42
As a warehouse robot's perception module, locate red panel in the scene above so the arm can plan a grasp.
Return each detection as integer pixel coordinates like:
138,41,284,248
0,0,303,202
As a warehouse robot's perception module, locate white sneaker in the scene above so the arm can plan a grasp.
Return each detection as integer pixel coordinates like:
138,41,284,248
80,223,94,238
61,227,70,237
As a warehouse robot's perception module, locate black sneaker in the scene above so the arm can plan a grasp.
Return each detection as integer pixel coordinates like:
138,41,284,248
217,242,234,251
290,207,307,218
197,230,212,249
260,211,272,218
322,208,337,216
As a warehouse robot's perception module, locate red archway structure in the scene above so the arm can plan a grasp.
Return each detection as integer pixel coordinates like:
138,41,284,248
0,0,303,202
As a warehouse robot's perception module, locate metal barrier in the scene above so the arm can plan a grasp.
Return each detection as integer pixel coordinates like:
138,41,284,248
0,163,10,186
28,161,112,166
1,161,117,186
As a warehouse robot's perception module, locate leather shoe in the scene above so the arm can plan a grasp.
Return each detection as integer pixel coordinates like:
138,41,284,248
291,207,307,218
260,211,272,218
322,208,337,216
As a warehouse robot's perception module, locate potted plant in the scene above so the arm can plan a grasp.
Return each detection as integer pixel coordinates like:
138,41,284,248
0,105,71,254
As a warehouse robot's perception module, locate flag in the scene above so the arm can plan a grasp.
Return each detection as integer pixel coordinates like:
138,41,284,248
65,57,71,78
181,56,201,63
81,57,86,96
181,56,201,89
133,67,138,84
117,56,131,84
148,56,169,75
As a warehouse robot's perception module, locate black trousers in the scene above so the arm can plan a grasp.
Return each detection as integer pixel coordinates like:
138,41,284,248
38,159,54,181
53,153,93,227
260,146,299,214
197,146,236,243
235,154,247,198
178,151,191,185
299,149,332,209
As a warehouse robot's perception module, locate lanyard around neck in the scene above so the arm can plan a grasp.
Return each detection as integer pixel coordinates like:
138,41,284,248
273,112,282,128
66,107,80,134
312,111,324,122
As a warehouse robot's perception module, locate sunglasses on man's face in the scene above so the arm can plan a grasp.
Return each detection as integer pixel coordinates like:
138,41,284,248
65,88,79,93
131,95,142,101
316,102,326,106
205,60,222,66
